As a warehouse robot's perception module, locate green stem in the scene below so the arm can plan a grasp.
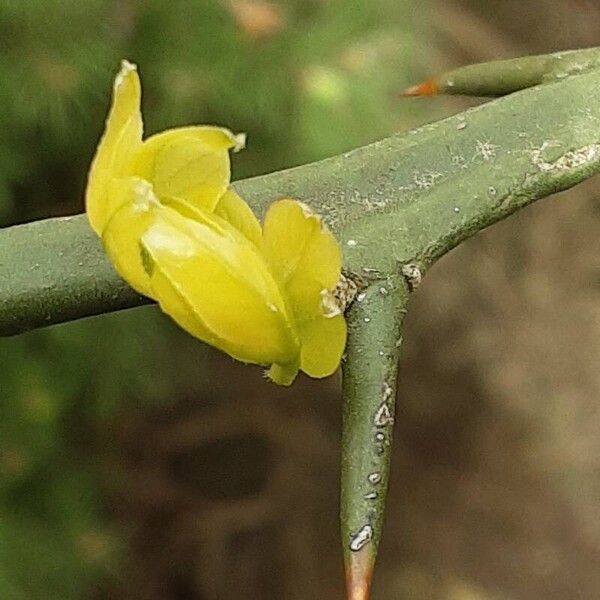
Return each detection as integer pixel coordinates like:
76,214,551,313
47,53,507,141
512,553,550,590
341,278,409,600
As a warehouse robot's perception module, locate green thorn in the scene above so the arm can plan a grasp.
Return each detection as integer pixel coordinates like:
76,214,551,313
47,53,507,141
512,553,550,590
341,278,409,599
401,46,600,97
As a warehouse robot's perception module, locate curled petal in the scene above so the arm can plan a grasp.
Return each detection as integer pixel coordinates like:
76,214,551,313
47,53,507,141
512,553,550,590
87,61,143,234
128,126,244,212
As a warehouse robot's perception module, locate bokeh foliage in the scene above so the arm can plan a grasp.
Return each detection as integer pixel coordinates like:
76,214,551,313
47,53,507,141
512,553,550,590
0,1,429,597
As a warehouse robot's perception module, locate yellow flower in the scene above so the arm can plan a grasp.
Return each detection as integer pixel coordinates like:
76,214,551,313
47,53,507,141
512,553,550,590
86,61,346,385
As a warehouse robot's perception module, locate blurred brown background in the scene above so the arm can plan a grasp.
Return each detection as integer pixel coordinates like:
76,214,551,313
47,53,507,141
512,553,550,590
2,1,600,599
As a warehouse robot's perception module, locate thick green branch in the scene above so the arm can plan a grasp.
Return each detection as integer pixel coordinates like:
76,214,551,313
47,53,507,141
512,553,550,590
0,216,150,335
4,63,600,335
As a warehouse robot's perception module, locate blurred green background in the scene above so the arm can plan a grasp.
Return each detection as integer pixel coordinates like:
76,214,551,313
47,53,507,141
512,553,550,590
2,1,600,599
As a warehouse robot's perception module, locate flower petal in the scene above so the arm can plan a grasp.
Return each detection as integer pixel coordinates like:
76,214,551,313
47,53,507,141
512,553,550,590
86,60,143,234
140,206,299,366
163,188,262,248
128,126,243,212
299,313,347,378
214,188,263,248
262,199,342,318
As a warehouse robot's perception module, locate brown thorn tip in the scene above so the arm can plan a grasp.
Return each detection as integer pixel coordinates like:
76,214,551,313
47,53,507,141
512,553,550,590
345,552,374,600
400,78,439,97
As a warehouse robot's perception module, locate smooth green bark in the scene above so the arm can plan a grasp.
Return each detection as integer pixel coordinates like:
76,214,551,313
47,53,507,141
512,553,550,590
0,216,149,336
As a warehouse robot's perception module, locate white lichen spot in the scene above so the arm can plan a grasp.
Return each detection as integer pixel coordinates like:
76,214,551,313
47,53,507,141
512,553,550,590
362,197,389,211
451,153,468,170
375,432,385,442
349,525,373,552
382,382,393,403
364,317,371,323
457,120,467,131
531,143,600,173
414,170,443,190
475,140,498,162
374,403,394,427
364,492,378,500
453,206,460,213
368,472,382,485
378,286,388,296
346,239,357,247
356,292,367,302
